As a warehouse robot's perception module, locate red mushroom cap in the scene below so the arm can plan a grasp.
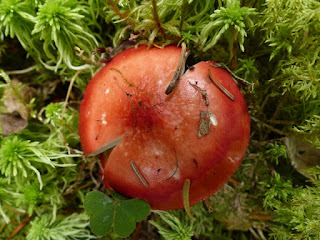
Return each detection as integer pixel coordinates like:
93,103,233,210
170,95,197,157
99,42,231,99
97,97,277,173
79,45,250,210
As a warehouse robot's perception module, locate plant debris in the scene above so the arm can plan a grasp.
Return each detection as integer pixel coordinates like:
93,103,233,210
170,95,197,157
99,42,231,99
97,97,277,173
0,113,28,137
0,79,34,136
208,69,235,101
188,81,209,106
165,42,189,95
285,135,320,178
130,161,149,187
198,110,216,138
3,79,33,120
96,38,137,63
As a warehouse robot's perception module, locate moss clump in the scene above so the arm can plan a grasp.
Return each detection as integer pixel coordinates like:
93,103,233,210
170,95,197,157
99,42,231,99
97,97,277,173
1,0,320,239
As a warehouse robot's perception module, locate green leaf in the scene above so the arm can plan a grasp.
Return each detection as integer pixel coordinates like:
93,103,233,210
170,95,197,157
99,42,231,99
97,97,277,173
107,189,128,201
114,204,136,237
84,191,151,237
84,191,115,236
121,199,151,222
114,199,150,237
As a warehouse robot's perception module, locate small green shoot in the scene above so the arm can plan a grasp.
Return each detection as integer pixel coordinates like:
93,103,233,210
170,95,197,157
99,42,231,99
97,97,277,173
200,0,256,53
150,210,195,240
183,179,195,221
84,191,151,237
265,142,287,165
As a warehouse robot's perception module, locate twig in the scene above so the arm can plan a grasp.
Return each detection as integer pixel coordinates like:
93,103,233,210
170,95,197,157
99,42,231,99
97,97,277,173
270,92,289,122
203,198,213,213
251,214,272,220
231,30,238,70
266,119,295,125
151,0,167,39
75,47,102,66
89,160,101,188
179,0,188,33
251,116,288,136
6,215,32,240
108,0,131,25
62,181,95,196
228,177,240,186
98,39,137,64
133,221,143,240
61,160,87,195
61,70,82,120
76,161,87,182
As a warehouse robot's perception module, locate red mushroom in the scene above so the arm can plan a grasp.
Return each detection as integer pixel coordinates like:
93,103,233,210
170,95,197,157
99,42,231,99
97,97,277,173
79,45,250,210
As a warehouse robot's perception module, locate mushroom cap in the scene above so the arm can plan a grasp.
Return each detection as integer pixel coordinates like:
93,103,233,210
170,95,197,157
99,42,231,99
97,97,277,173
79,45,250,210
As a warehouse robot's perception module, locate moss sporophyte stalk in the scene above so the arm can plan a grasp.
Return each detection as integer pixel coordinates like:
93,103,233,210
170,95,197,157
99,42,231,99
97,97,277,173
1,0,320,239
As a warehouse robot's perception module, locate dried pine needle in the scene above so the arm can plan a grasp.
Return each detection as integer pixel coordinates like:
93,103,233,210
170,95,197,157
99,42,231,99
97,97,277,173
130,161,149,187
165,42,189,95
208,69,235,101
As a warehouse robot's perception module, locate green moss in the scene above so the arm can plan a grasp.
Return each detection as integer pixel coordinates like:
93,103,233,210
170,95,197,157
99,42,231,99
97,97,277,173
1,0,320,239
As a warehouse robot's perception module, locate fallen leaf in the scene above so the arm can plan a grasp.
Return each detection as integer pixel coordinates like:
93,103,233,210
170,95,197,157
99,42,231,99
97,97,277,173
198,110,216,138
3,79,33,120
0,112,28,137
0,79,34,136
285,135,320,178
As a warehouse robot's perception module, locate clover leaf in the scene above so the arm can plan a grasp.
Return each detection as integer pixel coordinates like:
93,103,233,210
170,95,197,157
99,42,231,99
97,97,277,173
114,199,151,237
84,191,115,236
84,191,151,237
